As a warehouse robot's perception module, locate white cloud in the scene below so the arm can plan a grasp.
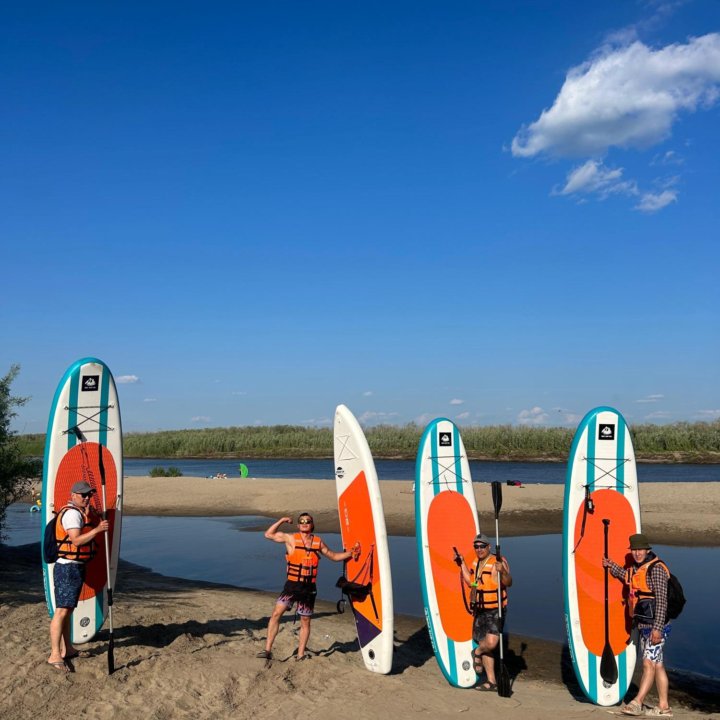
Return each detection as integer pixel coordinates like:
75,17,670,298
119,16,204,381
696,409,720,419
231,391,247,396
455,411,470,420
116,375,140,384
635,189,678,212
358,411,400,425
302,417,332,427
645,410,673,420
636,394,665,403
191,416,211,423
363,391,373,397
450,398,464,406
414,413,434,427
556,160,638,198
143,398,157,403
517,406,549,425
512,33,720,158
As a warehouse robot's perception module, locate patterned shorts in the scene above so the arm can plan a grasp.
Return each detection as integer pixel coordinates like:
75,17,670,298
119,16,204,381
277,587,316,617
639,625,671,664
473,609,505,643
53,562,85,609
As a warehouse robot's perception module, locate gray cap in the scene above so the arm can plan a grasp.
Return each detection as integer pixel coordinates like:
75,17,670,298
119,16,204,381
71,481,95,495
474,534,491,546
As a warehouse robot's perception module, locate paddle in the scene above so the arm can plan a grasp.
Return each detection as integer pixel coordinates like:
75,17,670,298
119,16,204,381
73,426,115,675
600,518,618,687
491,481,511,698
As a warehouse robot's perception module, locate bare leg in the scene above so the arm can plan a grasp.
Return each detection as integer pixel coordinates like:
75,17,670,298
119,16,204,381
49,608,71,663
265,603,287,653
477,633,499,685
633,658,657,707
297,616,311,657
655,664,670,710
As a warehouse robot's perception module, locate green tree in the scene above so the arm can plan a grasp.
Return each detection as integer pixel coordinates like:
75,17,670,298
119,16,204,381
0,365,42,539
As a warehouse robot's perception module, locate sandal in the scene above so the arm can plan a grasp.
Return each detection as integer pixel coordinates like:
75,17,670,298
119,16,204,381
256,650,273,659
621,701,644,716
475,682,497,692
48,660,70,674
64,650,91,660
295,653,311,661
645,708,673,717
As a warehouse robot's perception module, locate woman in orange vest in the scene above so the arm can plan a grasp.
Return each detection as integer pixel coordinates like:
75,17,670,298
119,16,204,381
458,533,512,691
603,533,673,717
257,514,359,662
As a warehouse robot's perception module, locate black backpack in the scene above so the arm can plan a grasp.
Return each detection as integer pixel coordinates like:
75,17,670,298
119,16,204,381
666,572,686,620
42,508,66,564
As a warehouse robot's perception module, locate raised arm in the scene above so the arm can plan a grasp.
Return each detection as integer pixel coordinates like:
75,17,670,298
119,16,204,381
264,517,293,544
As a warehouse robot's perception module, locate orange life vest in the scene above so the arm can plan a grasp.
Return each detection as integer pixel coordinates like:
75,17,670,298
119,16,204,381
286,533,322,584
55,504,98,563
626,556,669,616
471,555,508,611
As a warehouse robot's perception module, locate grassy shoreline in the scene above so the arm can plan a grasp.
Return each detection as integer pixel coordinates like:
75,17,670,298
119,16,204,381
17,419,720,463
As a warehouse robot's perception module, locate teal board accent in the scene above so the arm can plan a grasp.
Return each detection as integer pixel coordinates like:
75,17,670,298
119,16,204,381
619,648,627,698
431,421,440,497
99,366,110,447
587,413,597,493
67,365,80,450
588,651,598,701
446,636,458,684
452,423,462,493
616,414,625,493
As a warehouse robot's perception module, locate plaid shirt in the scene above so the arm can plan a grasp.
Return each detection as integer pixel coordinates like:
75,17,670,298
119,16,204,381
607,552,669,632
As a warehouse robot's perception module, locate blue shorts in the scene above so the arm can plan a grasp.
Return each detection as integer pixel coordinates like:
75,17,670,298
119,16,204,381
53,563,85,609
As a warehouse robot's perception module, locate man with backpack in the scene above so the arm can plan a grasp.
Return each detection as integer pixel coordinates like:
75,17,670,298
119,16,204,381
47,480,108,673
603,533,674,717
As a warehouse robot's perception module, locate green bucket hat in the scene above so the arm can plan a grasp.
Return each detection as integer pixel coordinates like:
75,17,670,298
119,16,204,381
629,533,652,550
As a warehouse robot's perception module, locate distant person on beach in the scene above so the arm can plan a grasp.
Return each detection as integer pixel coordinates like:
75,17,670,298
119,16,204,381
604,533,673,717
457,533,512,691
47,480,108,673
258,514,359,661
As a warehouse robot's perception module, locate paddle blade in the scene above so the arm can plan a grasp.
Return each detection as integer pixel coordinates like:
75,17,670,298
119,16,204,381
107,633,115,675
600,642,618,686
497,659,511,698
491,481,503,516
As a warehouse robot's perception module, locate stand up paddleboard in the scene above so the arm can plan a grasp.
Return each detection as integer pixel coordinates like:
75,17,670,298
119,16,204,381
41,357,123,644
416,418,479,688
334,404,393,674
563,406,640,706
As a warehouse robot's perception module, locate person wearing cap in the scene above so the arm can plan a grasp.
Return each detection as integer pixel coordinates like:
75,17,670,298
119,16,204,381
257,514,360,662
603,533,673,717
457,533,512,691
47,480,109,673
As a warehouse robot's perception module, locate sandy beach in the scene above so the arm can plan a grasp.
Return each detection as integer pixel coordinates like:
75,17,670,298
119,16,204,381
121,477,720,546
2,479,718,719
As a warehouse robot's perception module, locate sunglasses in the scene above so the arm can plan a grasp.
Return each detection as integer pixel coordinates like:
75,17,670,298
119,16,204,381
473,543,489,549
78,491,94,498
298,519,313,525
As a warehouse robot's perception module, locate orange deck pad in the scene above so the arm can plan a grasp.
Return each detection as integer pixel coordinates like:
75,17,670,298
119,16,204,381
339,472,383,630
574,489,635,655
54,443,118,602
427,491,477,642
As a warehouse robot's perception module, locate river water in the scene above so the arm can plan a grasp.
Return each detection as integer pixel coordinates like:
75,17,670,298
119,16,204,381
123,458,720,483
5,504,718,680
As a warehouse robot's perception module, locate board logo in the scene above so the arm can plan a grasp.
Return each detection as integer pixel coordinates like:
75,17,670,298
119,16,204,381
598,423,615,441
81,375,99,392
79,616,90,627
336,466,345,479
439,431,452,447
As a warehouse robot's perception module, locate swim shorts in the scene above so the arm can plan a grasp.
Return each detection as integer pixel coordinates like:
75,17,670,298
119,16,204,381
53,562,85,609
473,608,506,642
639,625,671,664
277,584,317,617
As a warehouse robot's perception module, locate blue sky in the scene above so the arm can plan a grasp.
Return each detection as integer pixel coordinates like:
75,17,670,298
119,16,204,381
2,1,718,433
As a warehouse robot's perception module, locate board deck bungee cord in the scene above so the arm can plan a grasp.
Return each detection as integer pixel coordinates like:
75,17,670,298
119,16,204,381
563,406,640,706
41,357,123,644
334,404,394,674
415,418,479,688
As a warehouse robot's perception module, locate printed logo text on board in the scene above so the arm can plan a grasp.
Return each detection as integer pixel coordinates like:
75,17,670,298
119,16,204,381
598,424,615,441
82,376,99,392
